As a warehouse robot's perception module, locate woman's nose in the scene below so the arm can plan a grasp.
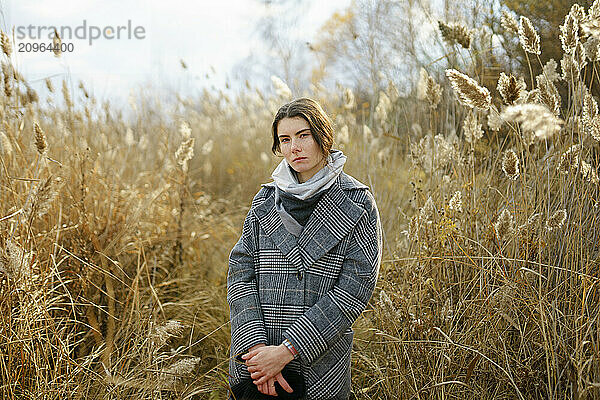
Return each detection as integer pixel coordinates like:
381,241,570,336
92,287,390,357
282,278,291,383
291,139,301,152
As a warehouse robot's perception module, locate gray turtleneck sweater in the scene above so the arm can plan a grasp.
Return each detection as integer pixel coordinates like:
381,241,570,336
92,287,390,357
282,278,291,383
278,187,326,226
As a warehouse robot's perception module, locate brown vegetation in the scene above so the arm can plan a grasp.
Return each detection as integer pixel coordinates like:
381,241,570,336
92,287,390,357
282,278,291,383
2,1,600,399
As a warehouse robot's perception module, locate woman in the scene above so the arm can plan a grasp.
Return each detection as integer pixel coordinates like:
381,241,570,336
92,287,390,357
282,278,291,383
227,97,383,399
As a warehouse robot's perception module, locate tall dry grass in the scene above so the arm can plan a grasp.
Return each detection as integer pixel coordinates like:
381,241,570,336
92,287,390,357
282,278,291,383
356,5,600,399
1,2,600,399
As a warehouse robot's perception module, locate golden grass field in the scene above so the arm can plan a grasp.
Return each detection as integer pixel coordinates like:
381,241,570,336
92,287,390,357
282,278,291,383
1,4,600,399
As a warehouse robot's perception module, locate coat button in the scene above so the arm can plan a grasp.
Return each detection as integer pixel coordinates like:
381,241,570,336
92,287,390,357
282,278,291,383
297,271,303,280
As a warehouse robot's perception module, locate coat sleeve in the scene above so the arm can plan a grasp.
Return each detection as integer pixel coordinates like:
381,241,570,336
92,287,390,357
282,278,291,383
227,205,268,357
282,190,383,365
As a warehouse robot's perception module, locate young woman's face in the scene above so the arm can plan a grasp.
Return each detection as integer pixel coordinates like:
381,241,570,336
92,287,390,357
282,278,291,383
277,117,326,183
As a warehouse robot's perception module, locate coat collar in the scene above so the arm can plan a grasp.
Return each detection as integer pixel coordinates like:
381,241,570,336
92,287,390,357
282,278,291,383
254,173,368,273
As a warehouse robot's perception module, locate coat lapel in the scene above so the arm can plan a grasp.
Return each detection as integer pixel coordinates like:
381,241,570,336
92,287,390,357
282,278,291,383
254,193,305,271
297,177,365,271
255,173,367,273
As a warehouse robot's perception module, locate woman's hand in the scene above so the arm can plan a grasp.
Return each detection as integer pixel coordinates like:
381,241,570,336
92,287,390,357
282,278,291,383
247,343,266,352
242,344,295,386
257,374,293,396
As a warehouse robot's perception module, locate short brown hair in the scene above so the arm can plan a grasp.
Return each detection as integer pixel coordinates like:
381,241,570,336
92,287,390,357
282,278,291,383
271,98,334,157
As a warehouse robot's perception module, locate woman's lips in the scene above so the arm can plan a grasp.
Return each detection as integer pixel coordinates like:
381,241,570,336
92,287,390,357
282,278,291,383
293,157,307,162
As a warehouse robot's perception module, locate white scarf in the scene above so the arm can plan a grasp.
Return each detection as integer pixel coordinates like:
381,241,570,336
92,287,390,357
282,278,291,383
271,149,347,236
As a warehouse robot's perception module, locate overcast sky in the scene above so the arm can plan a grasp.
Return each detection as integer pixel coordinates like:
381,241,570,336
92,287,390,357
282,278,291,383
2,0,351,104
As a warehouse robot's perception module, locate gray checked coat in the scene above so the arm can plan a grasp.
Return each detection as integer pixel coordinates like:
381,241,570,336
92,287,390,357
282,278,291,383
227,171,383,400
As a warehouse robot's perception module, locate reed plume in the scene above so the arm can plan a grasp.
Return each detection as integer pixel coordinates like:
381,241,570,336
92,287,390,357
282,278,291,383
201,139,214,155
78,81,89,98
519,16,541,55
573,41,588,70
179,121,192,139
407,215,419,241
343,88,355,109
569,4,586,22
3,240,32,282
524,88,540,103
487,105,502,132
518,212,542,236
582,1,600,39
500,103,563,140
22,175,63,221
62,79,72,108
582,89,598,125
52,28,61,57
150,320,185,349
580,159,599,184
33,122,47,155
561,52,579,82
585,115,600,141
271,75,292,98
375,91,391,122
1,31,11,57
0,131,12,156
589,0,600,20
417,68,442,109
160,357,202,388
502,150,520,180
584,37,600,61
546,209,567,231
557,144,581,175
501,10,519,35
419,197,435,224
536,74,561,116
495,209,515,242
446,69,491,110
463,110,483,143
448,191,462,213
542,59,560,82
45,78,54,93
175,137,195,172
438,21,473,49
2,62,11,98
497,72,526,105
560,13,579,54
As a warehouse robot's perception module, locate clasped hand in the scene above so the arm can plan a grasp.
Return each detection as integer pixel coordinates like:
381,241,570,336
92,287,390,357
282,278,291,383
242,344,295,396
